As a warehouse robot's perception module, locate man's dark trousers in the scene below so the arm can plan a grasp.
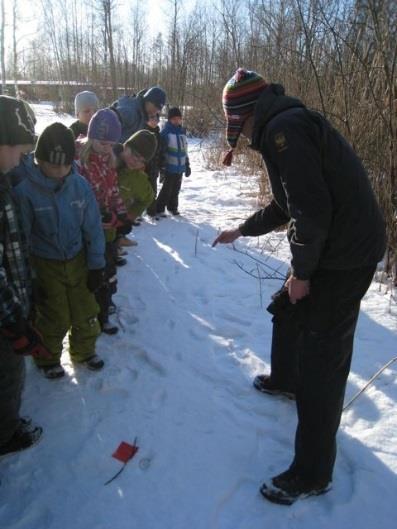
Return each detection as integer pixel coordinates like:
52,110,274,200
268,265,376,484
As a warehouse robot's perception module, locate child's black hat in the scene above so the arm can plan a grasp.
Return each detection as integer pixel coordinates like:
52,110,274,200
0,96,35,146
35,123,75,165
168,107,182,120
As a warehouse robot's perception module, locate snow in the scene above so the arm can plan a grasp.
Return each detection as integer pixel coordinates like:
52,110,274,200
1,103,396,529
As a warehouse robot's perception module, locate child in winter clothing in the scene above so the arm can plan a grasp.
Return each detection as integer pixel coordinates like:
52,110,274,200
0,95,44,453
145,114,166,218
76,108,127,335
156,107,190,216
70,91,99,139
117,130,157,237
14,122,106,379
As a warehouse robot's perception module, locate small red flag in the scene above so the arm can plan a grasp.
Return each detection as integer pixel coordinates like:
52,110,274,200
112,441,139,463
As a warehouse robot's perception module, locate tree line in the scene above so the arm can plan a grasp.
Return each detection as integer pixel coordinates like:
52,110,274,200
1,0,396,275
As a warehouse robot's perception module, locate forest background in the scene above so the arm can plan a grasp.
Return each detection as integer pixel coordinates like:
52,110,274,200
0,0,396,275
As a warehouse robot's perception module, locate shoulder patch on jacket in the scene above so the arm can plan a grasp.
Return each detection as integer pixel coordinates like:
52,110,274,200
274,132,288,152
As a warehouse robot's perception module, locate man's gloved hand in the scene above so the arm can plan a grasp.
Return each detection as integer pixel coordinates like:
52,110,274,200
267,287,292,317
185,164,191,177
87,268,105,293
1,316,51,358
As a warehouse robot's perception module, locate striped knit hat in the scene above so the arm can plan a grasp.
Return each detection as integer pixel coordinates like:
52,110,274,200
222,68,267,165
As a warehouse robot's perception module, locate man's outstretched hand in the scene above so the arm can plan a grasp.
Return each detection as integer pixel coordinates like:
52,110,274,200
212,228,242,247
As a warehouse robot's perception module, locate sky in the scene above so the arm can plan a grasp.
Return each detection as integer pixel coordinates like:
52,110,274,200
1,0,195,46
2,0,199,71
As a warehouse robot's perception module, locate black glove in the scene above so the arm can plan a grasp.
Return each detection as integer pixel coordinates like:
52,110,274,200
267,286,305,321
185,164,191,177
1,315,51,358
267,287,293,318
101,209,113,224
87,268,105,293
117,214,133,235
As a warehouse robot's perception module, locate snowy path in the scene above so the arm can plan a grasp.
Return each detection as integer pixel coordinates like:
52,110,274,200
1,107,396,529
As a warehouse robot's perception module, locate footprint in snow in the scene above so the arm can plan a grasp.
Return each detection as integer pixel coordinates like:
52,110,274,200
134,348,167,376
90,376,133,398
121,311,139,325
210,477,261,529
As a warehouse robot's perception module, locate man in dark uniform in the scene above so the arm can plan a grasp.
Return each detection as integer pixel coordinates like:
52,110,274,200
213,69,386,505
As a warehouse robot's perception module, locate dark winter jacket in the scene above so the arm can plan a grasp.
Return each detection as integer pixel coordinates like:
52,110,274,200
239,84,386,279
13,156,105,270
70,120,88,139
111,94,146,143
0,176,32,327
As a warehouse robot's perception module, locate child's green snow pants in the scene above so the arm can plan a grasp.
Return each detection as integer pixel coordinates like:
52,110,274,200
31,252,101,366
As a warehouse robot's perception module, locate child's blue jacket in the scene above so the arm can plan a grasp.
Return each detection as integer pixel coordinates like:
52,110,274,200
161,121,189,174
13,156,105,270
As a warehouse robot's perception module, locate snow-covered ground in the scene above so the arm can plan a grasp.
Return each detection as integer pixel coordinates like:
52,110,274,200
1,104,396,529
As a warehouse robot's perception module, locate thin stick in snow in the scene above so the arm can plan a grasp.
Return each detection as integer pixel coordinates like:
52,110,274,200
343,355,397,411
195,229,199,257
256,263,263,308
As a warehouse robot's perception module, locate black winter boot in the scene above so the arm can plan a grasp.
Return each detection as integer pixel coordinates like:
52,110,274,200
260,469,332,505
0,423,43,456
253,374,295,399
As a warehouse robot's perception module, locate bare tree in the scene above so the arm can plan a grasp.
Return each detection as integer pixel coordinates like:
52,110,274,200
99,0,118,99
0,0,6,94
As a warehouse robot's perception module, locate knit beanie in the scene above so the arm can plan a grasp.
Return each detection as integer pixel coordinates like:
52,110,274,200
124,130,158,162
87,109,121,143
35,122,75,165
222,68,268,165
74,91,99,115
0,96,35,146
143,87,166,110
168,107,182,120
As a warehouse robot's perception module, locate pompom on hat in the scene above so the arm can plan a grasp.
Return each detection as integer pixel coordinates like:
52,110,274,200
222,68,268,166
